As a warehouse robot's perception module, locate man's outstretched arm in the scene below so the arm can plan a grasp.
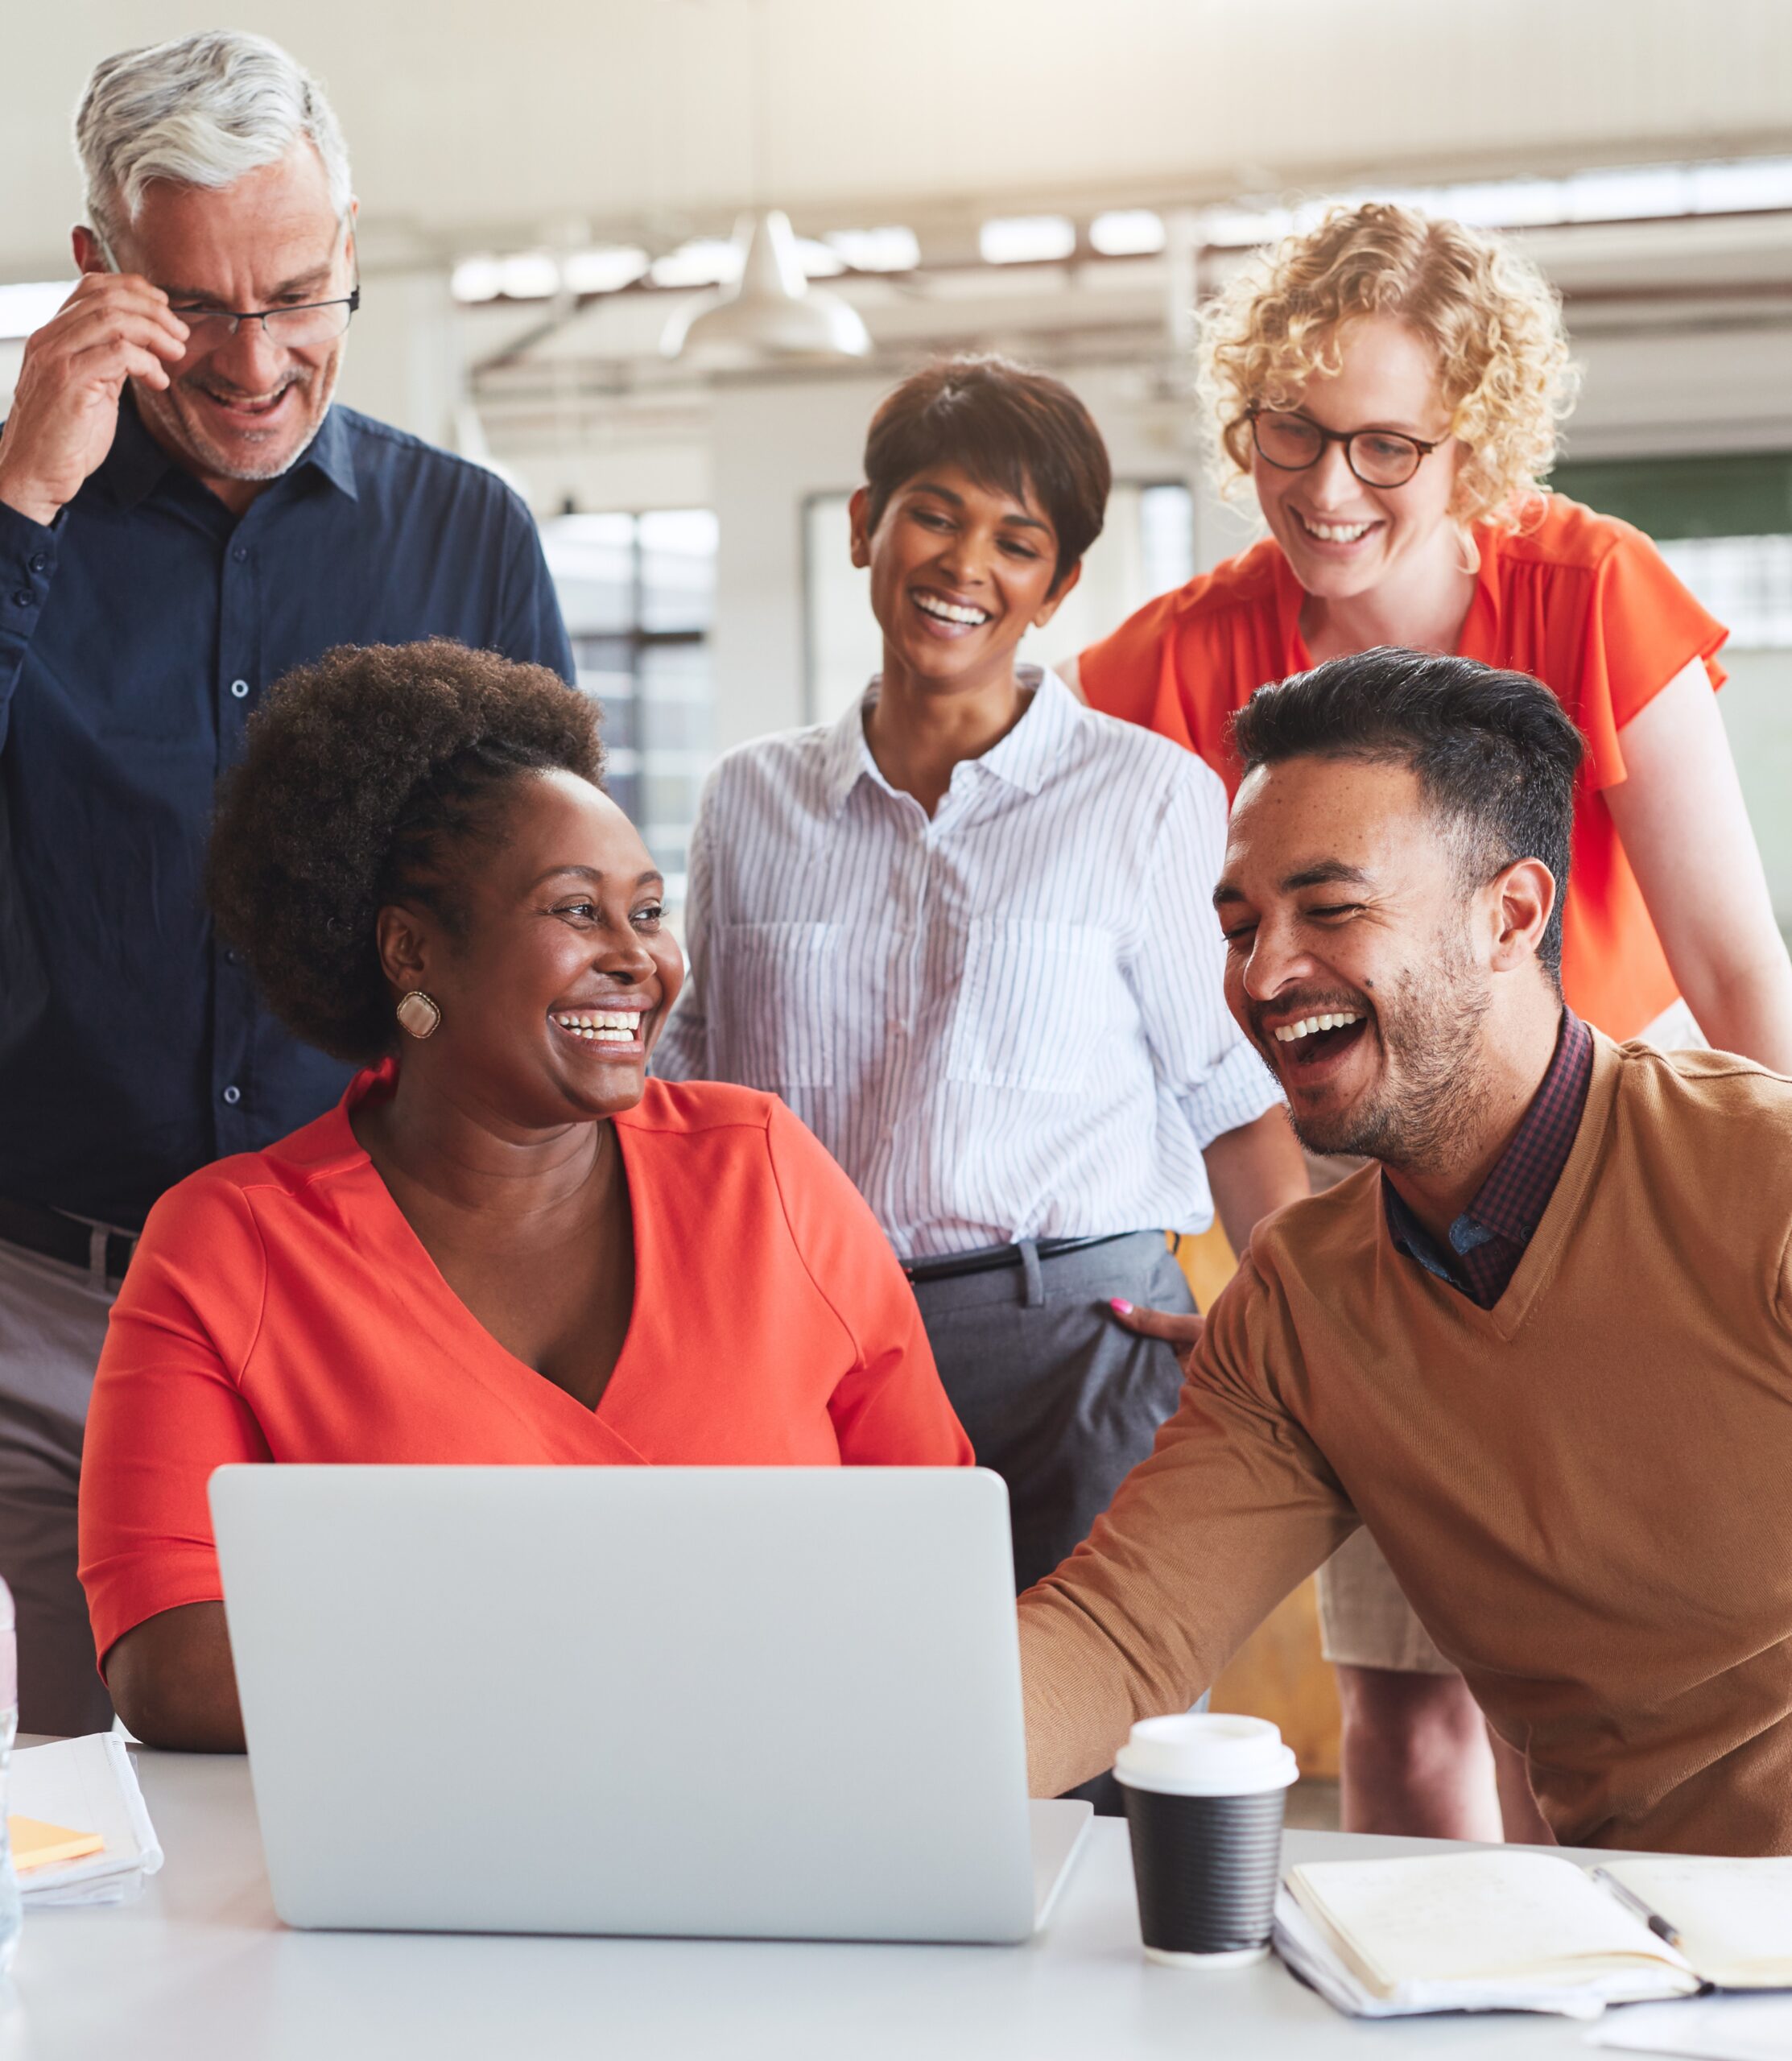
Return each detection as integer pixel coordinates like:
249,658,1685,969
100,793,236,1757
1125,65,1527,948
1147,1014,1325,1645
1018,1257,1356,1796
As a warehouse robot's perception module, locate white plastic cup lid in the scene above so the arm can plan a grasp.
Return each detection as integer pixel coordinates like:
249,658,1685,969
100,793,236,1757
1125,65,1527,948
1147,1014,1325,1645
1113,1712,1299,1796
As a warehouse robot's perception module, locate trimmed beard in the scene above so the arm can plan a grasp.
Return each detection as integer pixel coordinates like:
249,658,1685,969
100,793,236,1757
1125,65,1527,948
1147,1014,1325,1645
133,347,340,484
1286,927,1495,1175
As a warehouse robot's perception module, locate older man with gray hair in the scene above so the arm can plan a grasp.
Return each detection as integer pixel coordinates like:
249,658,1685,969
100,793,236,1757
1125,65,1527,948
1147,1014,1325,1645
0,31,573,1731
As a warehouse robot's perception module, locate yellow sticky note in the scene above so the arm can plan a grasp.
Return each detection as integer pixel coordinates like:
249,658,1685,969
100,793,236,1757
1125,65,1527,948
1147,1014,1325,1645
8,1815,105,1873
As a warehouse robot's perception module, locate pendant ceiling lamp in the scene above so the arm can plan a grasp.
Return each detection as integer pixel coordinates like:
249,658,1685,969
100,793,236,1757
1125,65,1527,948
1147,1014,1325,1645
661,208,870,367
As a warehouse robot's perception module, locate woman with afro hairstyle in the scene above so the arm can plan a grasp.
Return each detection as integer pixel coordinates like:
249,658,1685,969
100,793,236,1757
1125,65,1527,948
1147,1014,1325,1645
1076,204,1792,1846
76,640,970,1751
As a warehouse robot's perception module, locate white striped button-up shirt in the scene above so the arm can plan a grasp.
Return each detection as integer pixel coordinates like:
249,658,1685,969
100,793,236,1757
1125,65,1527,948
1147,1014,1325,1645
654,667,1282,1258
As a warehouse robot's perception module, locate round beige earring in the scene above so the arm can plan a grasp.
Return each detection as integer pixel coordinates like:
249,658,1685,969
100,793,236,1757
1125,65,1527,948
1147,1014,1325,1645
394,990,442,1040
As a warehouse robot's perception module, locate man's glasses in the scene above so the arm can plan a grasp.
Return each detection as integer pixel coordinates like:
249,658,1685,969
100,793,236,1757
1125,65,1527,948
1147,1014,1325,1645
1246,405,1442,489
168,285,361,352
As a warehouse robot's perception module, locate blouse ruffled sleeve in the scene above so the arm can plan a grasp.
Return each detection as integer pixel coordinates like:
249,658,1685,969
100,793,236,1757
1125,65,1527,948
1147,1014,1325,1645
1563,522,1729,793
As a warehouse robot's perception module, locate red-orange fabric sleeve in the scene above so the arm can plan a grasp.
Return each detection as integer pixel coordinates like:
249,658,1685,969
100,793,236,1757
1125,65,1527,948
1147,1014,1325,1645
1569,527,1729,794
762,1099,973,1467
76,1175,274,1667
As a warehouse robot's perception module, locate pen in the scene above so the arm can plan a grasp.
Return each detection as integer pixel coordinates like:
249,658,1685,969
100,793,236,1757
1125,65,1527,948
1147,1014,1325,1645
1589,1867,1683,1948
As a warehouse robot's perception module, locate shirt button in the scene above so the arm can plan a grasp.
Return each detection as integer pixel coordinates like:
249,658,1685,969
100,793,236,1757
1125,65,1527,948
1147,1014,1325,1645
230,679,250,700
221,1084,242,1106
27,554,47,573
232,546,248,564
10,590,29,609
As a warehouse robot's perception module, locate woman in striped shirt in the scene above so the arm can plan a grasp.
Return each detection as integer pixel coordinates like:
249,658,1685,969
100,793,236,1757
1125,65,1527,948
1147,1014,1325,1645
657,360,1308,1699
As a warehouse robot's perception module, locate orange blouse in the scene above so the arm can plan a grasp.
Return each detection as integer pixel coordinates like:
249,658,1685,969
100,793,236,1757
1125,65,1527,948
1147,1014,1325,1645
1079,494,1728,1040
78,1065,971,1664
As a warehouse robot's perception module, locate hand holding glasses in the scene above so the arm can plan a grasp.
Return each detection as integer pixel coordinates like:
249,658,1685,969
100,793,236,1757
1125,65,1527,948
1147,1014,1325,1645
1247,404,1443,489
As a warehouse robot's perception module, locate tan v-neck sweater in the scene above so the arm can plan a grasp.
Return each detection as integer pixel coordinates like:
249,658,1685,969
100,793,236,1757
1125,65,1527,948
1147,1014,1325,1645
1019,1035,1792,1854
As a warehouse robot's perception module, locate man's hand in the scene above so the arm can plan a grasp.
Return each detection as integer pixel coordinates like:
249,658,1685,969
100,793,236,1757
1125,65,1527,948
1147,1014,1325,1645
0,275,188,527
1109,1299,1204,1377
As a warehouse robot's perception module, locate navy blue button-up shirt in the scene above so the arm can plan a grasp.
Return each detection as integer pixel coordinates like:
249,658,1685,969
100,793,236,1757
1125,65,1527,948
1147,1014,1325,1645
0,393,573,1226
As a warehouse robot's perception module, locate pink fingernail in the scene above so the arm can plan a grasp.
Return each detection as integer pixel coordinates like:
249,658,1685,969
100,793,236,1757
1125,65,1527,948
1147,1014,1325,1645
1109,1299,1133,1315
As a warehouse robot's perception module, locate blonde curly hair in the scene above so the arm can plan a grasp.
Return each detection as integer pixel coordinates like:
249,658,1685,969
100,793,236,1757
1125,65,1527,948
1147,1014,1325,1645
1198,202,1579,533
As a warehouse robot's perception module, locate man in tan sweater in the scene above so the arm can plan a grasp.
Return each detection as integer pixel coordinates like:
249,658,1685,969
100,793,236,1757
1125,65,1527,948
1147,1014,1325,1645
1021,648,1792,1856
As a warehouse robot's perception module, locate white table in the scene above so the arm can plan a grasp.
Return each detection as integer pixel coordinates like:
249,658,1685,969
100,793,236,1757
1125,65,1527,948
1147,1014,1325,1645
4,1747,1617,2060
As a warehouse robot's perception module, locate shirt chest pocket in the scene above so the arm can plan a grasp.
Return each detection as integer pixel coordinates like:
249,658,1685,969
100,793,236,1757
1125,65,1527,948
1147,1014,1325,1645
945,919,1124,1094
716,922,840,1090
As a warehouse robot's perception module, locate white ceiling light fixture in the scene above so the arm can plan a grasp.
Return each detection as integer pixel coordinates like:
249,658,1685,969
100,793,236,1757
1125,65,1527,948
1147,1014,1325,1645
661,209,870,366
1089,209,1166,258
979,215,1076,265
562,245,650,295
825,225,921,273
661,0,869,368
650,238,744,290
795,236,846,278
450,255,502,304
496,251,560,300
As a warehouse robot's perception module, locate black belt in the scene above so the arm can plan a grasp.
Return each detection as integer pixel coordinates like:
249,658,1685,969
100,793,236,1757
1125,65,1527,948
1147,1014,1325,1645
902,1231,1136,1286
0,1197,138,1280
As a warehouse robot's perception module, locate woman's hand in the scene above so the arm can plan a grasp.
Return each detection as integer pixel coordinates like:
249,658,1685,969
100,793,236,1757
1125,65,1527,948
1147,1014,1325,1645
1108,1299,1204,1378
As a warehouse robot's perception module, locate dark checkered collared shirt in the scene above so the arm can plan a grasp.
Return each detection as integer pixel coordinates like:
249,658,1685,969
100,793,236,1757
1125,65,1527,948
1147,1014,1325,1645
1383,1009,1595,1310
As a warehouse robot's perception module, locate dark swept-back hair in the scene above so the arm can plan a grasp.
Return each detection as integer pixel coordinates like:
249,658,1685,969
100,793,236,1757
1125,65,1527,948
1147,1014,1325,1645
861,354,1111,589
1230,648,1585,985
207,639,603,1064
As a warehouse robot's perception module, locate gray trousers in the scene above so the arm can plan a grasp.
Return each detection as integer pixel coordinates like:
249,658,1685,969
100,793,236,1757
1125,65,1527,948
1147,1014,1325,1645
910,1230,1195,1595
0,1235,118,1736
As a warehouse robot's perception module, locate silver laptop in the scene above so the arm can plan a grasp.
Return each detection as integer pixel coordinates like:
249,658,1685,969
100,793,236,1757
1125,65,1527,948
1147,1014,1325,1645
209,1464,1089,1942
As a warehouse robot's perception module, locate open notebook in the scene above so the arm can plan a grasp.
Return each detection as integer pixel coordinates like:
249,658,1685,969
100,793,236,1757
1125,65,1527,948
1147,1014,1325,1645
1276,1851,1792,2021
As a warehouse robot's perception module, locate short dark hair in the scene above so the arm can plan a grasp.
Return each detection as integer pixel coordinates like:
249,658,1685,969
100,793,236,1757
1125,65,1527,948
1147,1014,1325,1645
207,639,603,1064
1230,648,1585,984
861,355,1111,589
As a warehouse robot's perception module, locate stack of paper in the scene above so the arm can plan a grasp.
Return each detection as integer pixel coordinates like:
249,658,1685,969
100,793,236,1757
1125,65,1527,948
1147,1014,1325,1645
1274,1851,1702,2021
8,1733,163,1907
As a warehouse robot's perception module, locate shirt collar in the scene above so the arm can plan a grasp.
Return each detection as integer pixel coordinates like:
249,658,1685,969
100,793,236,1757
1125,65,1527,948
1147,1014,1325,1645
1383,1006,1595,1282
820,663,1077,816
93,390,360,511
302,403,360,499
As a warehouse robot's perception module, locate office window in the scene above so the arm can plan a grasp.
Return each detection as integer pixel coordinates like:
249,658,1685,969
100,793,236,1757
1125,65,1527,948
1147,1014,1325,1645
803,481,1196,727
540,510,717,912
1549,451,1792,931
1654,536,1792,650
1549,452,1792,649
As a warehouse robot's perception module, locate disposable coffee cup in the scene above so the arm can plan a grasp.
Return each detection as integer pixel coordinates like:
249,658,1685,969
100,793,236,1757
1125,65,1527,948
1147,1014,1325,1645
1116,1712,1299,1968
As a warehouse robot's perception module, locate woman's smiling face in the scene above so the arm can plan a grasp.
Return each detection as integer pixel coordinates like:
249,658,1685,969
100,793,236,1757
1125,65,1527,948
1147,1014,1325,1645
378,768,683,1130
1250,315,1468,609
849,462,1077,696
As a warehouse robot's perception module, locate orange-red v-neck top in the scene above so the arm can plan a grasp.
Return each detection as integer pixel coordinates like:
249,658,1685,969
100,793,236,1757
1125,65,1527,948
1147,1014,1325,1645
79,1064,971,1664
1079,495,1729,1041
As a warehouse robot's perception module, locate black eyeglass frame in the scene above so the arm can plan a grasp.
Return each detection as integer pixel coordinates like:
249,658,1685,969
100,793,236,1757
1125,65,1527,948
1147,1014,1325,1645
1245,403,1443,488
166,283,361,344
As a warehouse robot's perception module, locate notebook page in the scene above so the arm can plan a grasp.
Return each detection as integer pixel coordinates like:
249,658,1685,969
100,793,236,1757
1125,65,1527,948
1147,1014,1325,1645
1600,1857,1792,1989
1289,1852,1692,1996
